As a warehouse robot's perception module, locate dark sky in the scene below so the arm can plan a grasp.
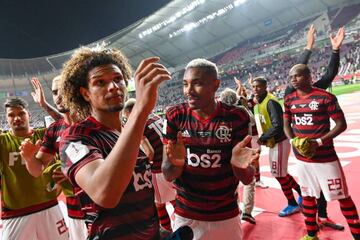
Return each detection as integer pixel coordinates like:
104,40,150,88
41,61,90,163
0,0,169,59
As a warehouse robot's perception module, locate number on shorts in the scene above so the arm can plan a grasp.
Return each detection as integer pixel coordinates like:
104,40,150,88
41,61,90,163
56,218,68,235
327,178,342,191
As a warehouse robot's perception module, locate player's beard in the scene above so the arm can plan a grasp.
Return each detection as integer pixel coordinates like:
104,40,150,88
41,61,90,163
108,103,124,112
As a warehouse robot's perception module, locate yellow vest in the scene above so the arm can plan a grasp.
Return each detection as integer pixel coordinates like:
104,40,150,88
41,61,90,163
254,93,280,148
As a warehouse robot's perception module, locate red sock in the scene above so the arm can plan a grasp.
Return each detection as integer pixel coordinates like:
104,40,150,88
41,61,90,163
156,203,172,231
339,197,360,239
302,196,318,237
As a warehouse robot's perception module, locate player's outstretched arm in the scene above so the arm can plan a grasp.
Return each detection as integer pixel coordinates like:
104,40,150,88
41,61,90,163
313,27,344,90
74,57,171,208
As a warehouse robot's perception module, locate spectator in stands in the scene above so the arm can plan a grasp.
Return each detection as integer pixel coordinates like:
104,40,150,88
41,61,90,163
162,58,259,240
1,97,68,240
20,76,88,240
284,63,360,240
57,46,177,240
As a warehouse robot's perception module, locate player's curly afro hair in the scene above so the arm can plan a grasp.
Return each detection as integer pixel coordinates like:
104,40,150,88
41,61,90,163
61,46,132,120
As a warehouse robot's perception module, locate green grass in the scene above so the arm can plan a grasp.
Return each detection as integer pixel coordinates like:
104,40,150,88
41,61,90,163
327,83,360,96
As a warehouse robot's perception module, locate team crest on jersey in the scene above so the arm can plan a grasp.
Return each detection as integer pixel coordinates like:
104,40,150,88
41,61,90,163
215,125,232,143
308,100,319,111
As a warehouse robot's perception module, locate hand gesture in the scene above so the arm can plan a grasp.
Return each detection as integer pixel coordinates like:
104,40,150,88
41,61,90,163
166,132,186,167
305,24,316,50
19,139,42,163
31,77,46,108
231,135,260,169
134,57,171,115
234,76,242,87
247,73,254,86
330,27,345,50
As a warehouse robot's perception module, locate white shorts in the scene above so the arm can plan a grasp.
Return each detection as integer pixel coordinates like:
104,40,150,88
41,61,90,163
173,214,242,240
269,139,291,177
68,218,87,240
152,172,176,204
295,160,349,201
2,205,69,240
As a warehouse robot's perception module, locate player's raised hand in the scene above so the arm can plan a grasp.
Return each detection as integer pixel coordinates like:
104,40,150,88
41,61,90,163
19,139,42,163
247,73,254,86
166,131,186,167
305,24,316,50
231,135,260,169
234,76,241,87
31,77,47,108
134,57,171,115
330,26,345,50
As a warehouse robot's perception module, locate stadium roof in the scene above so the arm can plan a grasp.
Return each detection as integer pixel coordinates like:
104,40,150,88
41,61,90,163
0,0,358,79
110,0,359,70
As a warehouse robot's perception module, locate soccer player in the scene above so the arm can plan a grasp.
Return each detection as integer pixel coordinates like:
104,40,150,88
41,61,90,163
124,98,177,232
58,46,171,240
284,64,360,240
252,77,303,217
0,97,68,240
20,76,87,240
162,58,259,240
285,25,346,230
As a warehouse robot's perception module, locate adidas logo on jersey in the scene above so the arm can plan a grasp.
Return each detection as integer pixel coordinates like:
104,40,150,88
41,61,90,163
291,105,296,109
182,130,190,137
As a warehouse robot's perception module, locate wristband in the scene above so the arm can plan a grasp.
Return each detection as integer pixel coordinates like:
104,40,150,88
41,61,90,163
289,138,294,145
315,138,323,146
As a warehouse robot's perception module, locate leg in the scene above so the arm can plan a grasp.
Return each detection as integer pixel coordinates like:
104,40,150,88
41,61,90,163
302,196,319,238
241,178,256,224
156,202,172,231
339,197,360,239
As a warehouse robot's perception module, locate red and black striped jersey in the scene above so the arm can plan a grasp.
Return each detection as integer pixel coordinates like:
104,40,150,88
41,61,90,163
39,118,84,219
164,102,250,221
284,88,345,163
144,114,164,173
40,118,69,155
60,116,159,240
